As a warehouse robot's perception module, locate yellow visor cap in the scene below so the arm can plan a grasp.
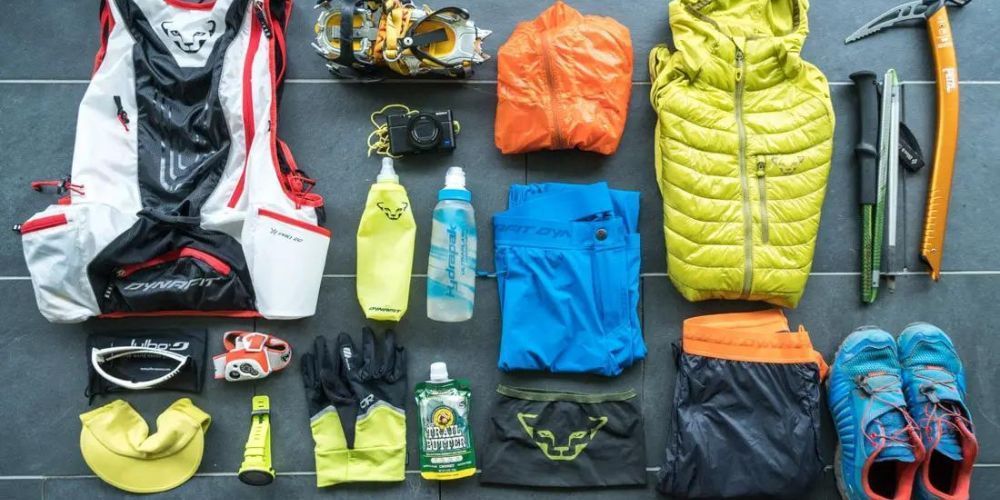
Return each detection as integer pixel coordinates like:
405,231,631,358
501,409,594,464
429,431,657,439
79,398,211,494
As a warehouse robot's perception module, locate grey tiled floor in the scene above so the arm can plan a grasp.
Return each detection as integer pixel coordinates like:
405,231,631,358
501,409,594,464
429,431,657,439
1,0,998,498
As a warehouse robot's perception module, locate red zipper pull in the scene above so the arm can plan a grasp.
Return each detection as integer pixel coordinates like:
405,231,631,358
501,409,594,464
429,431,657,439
113,95,130,132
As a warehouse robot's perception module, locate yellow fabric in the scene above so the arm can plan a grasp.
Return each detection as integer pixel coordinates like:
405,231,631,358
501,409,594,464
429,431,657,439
649,0,834,307
378,0,413,74
356,179,416,321
311,404,407,487
79,398,211,494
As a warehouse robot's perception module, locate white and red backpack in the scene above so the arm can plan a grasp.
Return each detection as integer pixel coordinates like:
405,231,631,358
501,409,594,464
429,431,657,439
18,0,329,323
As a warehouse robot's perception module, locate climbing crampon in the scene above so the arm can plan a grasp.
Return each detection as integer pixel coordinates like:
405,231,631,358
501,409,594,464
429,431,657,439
313,0,491,78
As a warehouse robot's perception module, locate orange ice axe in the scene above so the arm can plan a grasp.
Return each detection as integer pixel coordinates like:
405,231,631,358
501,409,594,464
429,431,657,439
847,0,970,280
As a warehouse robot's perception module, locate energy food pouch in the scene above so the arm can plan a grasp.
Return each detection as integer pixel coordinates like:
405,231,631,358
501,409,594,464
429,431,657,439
357,159,416,321
415,365,475,480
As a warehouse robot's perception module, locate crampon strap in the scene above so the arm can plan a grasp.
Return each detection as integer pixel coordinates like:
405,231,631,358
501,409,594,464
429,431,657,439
213,331,291,382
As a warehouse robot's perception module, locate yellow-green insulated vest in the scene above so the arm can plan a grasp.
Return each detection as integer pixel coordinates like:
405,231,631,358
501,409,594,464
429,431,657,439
649,0,835,308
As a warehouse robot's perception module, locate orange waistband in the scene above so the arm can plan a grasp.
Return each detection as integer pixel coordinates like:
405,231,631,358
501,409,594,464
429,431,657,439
683,309,829,379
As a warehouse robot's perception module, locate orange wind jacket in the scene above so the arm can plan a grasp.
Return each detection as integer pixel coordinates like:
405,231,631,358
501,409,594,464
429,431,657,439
495,1,633,155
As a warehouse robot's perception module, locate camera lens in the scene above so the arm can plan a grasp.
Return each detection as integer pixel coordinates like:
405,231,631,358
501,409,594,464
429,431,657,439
407,113,443,150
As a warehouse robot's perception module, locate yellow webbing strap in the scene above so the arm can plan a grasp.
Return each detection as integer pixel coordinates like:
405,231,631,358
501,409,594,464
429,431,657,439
238,395,275,486
376,0,413,64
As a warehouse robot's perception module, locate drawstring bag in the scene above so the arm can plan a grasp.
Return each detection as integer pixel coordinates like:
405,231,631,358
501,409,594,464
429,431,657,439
495,1,632,155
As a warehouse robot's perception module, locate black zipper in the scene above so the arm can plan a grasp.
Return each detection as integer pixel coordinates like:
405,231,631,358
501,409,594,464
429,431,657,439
254,0,273,38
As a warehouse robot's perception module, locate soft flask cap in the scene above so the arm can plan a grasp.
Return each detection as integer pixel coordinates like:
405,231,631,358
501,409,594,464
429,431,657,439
378,158,399,183
444,166,466,189
430,362,450,382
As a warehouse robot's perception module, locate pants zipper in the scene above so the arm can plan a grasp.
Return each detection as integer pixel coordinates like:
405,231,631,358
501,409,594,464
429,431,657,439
756,157,770,244
735,47,753,298
540,32,563,149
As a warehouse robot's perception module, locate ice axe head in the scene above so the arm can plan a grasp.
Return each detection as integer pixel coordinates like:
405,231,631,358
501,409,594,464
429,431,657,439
845,0,971,44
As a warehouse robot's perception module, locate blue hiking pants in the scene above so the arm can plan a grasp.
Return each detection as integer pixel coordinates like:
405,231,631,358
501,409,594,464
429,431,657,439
493,182,644,376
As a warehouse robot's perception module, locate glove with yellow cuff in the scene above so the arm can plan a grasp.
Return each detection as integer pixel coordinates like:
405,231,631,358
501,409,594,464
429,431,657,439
301,328,407,487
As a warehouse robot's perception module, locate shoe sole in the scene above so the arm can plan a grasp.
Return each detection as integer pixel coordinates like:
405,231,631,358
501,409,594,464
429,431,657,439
834,445,850,500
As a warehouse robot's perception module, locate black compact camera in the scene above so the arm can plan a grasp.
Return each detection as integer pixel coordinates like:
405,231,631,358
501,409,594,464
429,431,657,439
387,110,457,155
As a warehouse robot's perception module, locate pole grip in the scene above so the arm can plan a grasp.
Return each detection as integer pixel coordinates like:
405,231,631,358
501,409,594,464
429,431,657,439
851,71,879,205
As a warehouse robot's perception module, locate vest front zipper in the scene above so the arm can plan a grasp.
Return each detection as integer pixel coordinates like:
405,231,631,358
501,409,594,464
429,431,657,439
254,0,273,38
735,47,754,298
756,158,770,244
540,32,563,149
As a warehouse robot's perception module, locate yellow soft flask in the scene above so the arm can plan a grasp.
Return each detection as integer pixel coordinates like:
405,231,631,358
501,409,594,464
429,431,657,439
357,158,416,321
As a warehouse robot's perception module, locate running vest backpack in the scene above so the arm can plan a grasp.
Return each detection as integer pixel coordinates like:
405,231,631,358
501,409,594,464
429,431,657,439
649,0,834,308
18,0,330,323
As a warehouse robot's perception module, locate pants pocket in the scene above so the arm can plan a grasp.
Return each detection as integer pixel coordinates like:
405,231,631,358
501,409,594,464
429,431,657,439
243,206,330,319
20,204,134,323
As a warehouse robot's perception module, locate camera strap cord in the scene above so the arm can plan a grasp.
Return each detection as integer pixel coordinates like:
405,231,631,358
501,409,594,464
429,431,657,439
367,103,460,157
238,395,276,486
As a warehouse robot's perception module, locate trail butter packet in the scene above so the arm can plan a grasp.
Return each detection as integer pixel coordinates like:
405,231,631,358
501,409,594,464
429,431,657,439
415,362,475,480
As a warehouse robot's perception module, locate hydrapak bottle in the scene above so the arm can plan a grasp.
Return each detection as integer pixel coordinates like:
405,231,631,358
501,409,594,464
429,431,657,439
427,167,476,322
357,158,416,321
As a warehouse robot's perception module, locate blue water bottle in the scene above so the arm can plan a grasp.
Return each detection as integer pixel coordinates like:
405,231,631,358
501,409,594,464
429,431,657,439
427,167,476,322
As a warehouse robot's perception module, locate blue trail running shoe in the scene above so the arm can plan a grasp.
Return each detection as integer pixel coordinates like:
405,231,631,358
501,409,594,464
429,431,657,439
828,327,925,500
898,323,978,500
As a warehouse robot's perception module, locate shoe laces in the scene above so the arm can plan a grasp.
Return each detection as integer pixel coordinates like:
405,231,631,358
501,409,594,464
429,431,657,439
914,371,972,449
858,373,920,455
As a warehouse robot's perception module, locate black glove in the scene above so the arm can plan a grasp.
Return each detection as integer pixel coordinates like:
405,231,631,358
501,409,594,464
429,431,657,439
300,328,407,486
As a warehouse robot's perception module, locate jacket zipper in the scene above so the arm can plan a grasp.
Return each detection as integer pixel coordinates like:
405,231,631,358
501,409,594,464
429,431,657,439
735,47,753,298
540,31,563,149
116,247,232,279
756,157,770,244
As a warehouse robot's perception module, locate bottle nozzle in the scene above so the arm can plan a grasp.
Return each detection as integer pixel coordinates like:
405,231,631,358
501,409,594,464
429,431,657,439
444,166,466,189
378,157,399,183
429,362,450,382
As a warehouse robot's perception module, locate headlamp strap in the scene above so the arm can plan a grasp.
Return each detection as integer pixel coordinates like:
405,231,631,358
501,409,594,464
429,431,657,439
212,332,292,382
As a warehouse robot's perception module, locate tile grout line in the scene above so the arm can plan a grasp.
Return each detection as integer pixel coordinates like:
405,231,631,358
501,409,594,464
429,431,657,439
3,79,1000,85
640,275,647,416
7,270,1000,281
6,462,1000,481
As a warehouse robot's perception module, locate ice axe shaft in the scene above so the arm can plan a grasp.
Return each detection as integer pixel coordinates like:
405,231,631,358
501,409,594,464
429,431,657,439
921,6,959,280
